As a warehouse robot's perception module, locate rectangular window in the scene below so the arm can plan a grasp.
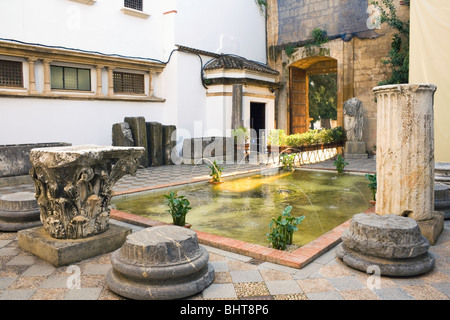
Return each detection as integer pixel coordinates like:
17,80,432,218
0,59,23,87
113,71,145,94
124,0,143,11
51,66,91,91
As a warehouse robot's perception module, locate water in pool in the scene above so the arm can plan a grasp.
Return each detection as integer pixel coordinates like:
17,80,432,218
112,169,372,247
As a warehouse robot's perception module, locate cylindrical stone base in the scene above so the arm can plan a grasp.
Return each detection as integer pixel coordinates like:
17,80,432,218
0,192,42,231
373,84,437,221
337,213,435,277
106,225,215,300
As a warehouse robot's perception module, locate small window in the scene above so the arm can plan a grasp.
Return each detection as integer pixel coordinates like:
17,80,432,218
124,0,143,11
0,59,23,87
113,71,145,94
51,66,91,91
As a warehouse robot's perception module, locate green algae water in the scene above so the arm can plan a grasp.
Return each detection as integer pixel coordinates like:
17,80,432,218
112,169,372,247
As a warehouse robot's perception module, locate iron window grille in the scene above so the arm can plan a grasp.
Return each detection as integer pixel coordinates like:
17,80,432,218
50,66,91,91
0,59,23,87
113,71,145,94
124,0,143,11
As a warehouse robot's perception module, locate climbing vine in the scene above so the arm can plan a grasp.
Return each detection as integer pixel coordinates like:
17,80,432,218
254,0,267,15
371,0,410,85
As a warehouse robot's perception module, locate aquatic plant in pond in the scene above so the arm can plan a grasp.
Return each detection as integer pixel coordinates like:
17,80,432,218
163,191,192,226
208,160,223,183
112,170,372,247
365,173,377,201
267,206,305,250
334,154,348,174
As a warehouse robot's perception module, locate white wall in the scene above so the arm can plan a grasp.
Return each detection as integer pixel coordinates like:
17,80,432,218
0,0,167,61
0,0,268,147
174,0,267,63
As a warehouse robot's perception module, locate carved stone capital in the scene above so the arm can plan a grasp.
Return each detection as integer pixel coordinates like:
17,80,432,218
29,145,144,239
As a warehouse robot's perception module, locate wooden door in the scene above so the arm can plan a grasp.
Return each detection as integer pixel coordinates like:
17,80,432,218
289,67,308,134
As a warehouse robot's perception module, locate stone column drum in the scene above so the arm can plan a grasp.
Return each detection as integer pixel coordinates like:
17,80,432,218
29,145,144,239
106,225,215,300
373,84,437,221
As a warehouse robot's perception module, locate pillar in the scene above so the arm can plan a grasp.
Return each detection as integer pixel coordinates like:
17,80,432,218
373,84,437,221
43,59,52,93
27,57,38,94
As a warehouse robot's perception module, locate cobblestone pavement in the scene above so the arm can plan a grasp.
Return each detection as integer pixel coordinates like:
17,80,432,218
1,159,449,301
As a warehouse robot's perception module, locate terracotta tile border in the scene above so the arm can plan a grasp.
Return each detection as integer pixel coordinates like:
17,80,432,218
110,205,376,270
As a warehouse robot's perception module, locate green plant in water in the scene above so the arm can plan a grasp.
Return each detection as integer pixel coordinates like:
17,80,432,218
267,206,305,250
334,154,348,174
208,160,224,182
280,153,295,171
163,191,192,226
365,173,377,201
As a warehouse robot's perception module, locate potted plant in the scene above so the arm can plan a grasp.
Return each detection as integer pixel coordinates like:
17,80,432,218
232,126,249,147
365,173,377,205
163,191,192,227
208,160,224,183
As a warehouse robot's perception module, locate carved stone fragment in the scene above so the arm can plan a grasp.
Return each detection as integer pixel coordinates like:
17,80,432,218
29,145,144,239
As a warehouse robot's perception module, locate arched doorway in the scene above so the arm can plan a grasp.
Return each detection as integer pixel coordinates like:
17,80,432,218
288,56,338,134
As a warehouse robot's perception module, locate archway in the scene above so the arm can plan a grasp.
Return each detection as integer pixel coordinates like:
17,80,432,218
288,56,338,134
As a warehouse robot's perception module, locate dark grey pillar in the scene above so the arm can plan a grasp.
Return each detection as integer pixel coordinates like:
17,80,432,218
124,117,148,167
146,122,163,167
162,125,176,165
232,84,243,129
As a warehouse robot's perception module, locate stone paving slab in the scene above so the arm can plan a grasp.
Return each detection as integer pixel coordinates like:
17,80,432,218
0,159,449,301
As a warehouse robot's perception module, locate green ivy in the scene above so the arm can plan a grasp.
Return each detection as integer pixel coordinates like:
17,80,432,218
371,0,410,85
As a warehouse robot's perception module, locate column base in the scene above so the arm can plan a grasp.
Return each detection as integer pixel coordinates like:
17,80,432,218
417,211,445,245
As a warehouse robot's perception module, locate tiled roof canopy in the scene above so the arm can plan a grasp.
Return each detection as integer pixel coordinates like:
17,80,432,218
203,54,279,76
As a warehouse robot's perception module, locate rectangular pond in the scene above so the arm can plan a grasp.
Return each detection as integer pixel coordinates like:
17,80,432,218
111,169,372,248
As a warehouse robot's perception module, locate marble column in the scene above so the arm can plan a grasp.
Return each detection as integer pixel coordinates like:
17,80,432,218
373,84,437,221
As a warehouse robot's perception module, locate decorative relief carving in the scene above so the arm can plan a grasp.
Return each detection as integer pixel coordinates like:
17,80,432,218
30,146,144,239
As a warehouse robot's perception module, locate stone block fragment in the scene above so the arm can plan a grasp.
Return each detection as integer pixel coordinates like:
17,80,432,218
112,122,134,147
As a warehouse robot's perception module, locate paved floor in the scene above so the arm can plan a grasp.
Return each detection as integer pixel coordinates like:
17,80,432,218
1,158,450,301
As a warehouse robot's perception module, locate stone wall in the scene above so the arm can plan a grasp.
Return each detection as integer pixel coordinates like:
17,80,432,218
266,0,410,152
276,0,370,45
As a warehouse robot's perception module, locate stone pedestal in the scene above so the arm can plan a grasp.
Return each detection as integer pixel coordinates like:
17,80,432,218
336,213,435,277
29,145,144,239
373,84,437,222
0,192,41,231
344,141,368,159
106,225,215,300
18,223,131,267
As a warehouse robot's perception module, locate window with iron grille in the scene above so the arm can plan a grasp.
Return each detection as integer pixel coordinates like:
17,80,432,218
124,0,143,11
0,59,23,87
113,71,145,94
50,66,91,91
